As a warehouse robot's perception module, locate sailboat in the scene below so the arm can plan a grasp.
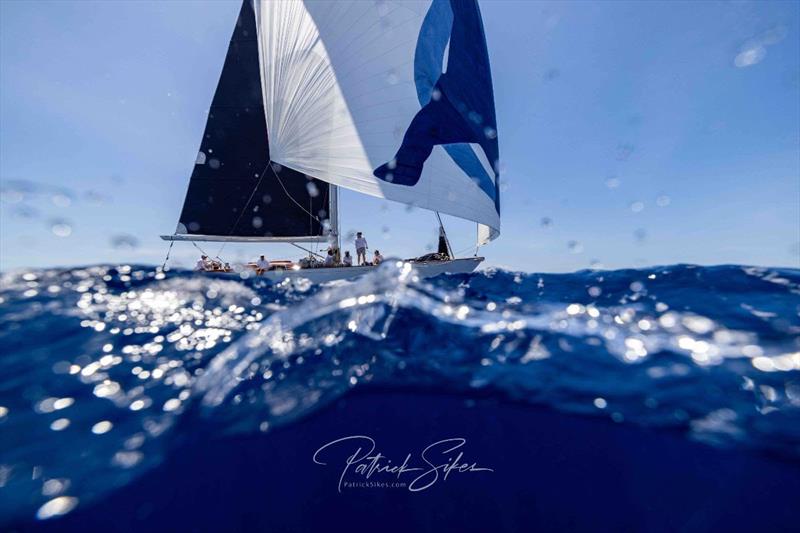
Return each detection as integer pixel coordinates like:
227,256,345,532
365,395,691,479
162,0,500,283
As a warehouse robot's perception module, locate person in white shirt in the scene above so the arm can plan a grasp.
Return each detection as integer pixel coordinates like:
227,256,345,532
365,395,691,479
373,250,384,265
324,249,335,267
342,251,353,266
195,255,209,271
354,232,368,265
255,255,270,274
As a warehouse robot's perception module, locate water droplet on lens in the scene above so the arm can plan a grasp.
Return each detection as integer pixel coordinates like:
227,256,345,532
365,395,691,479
208,158,221,170
252,216,263,229
42,478,70,497
656,195,671,207
306,182,319,197
50,418,70,431
468,111,482,124
594,398,607,409
112,450,143,468
91,420,113,435
630,201,645,213
51,193,72,207
49,219,72,237
540,217,553,228
734,43,765,68
567,240,583,254
36,496,78,520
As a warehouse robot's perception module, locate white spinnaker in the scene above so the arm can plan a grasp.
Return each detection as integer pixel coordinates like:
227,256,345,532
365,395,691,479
254,0,499,244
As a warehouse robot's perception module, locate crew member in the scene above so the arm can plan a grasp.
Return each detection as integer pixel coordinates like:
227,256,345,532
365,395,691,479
255,255,270,274
324,249,335,267
195,255,209,271
355,232,368,265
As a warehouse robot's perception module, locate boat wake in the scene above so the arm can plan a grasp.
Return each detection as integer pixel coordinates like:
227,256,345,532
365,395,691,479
0,261,798,522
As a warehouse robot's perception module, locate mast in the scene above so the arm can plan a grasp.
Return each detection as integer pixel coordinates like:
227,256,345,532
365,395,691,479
329,184,341,260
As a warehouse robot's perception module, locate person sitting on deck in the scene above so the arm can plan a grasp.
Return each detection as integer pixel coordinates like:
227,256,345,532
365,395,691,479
195,255,210,271
324,249,335,267
342,251,353,267
373,250,384,265
355,232,368,265
255,255,270,274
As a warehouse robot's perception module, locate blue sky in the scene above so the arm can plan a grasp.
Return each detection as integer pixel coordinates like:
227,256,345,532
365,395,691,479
1,0,798,272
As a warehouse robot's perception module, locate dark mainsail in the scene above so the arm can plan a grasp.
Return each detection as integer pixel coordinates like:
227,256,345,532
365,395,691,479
172,0,330,242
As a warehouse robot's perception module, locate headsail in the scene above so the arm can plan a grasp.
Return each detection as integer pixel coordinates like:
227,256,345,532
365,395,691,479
254,0,500,243
167,0,331,243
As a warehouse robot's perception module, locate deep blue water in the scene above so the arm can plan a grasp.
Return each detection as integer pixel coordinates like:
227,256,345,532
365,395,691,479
1,262,799,531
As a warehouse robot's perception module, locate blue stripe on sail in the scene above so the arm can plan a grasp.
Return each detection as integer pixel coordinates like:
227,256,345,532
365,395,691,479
413,0,453,106
373,0,500,214
443,143,496,201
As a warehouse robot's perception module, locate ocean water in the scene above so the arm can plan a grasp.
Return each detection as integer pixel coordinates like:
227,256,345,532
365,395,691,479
1,261,799,531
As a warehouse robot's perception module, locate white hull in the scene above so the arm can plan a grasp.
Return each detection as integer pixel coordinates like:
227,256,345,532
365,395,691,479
234,257,483,283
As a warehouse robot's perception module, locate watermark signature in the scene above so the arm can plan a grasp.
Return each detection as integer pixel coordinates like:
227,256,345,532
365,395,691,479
312,435,493,492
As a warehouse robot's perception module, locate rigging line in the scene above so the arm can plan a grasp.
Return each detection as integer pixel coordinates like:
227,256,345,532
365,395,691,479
215,160,272,259
190,240,213,258
452,244,474,258
268,163,321,222
290,242,325,259
215,161,325,261
160,240,175,271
